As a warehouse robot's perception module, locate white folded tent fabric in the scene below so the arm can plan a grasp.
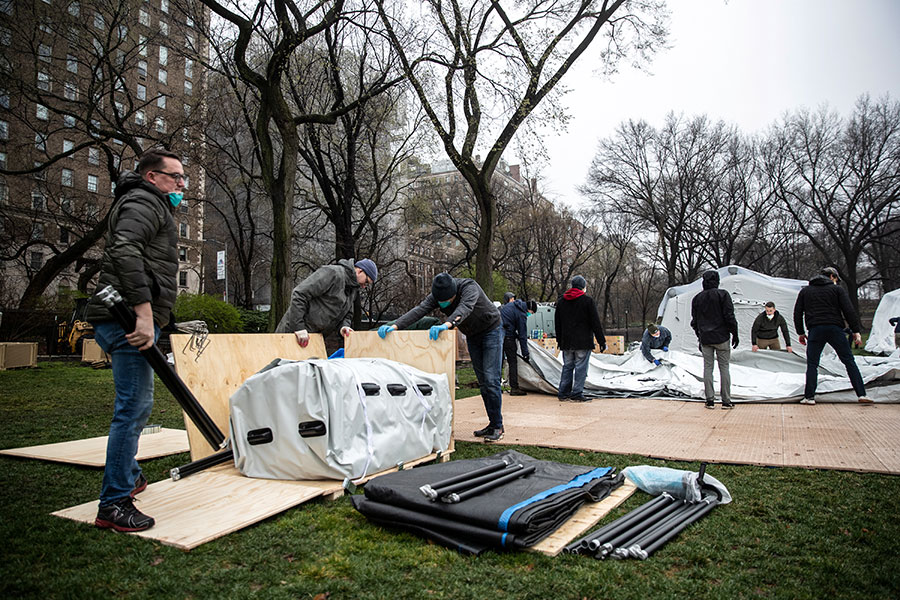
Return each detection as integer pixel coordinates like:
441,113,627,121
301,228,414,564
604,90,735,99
865,289,900,355
229,357,452,480
520,340,900,402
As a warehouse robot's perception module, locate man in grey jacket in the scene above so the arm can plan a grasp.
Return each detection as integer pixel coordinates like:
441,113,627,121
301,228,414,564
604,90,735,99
85,149,183,532
275,258,377,347
379,273,505,442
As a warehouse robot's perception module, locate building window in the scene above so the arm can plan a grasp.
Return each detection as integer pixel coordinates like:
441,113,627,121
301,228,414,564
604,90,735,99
137,60,147,78
157,95,166,109
136,83,146,100
66,54,78,73
30,252,43,270
160,0,169,13
33,162,46,179
0,151,6,168
63,139,74,154
179,197,188,213
184,59,193,79
135,110,146,126
179,222,188,237
158,68,167,85
93,12,104,30
32,223,44,240
110,180,116,194
86,202,98,220
181,155,189,166
63,114,75,128
35,133,47,151
36,104,49,120
0,178,7,203
139,9,149,26
61,168,74,187
61,196,71,212
178,246,187,261
139,35,148,57
182,175,189,189
60,227,70,244
159,20,168,36
183,103,191,117
64,82,77,101
0,88,6,108
88,147,100,165
186,15,194,28
68,2,79,16
155,117,165,133
184,80,192,96
0,120,6,139
159,45,168,66
38,44,52,62
178,271,187,287
87,174,98,192
32,191,45,211
185,32,195,49
37,71,51,91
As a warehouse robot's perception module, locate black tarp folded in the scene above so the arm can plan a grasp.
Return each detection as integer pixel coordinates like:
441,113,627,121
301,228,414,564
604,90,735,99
352,449,623,554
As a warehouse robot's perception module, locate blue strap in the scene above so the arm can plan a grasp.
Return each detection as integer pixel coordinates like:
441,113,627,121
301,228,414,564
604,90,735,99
497,467,612,532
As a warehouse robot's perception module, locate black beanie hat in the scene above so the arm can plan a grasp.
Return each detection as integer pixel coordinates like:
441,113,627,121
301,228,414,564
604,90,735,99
432,273,458,302
571,275,586,290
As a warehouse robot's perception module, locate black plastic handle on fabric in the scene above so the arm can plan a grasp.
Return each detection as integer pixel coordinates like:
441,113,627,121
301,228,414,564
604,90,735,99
387,384,407,396
95,285,225,450
361,382,380,396
298,420,327,438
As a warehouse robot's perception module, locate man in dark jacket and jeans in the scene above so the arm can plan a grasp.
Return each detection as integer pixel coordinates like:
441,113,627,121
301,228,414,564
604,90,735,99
751,302,792,353
691,271,739,409
379,273,505,441
85,149,183,532
793,267,873,405
500,292,531,395
554,276,605,402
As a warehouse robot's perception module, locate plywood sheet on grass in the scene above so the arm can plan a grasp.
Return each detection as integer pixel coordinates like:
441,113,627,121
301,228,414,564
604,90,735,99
530,478,637,556
454,393,900,474
169,333,327,460
0,428,189,467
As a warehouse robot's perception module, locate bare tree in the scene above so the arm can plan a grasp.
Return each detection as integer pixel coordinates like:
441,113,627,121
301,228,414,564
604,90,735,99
375,0,667,296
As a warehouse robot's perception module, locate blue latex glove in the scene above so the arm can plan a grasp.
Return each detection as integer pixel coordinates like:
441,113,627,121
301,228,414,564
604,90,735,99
378,324,395,339
328,348,344,359
662,346,669,352
653,359,661,366
429,324,449,340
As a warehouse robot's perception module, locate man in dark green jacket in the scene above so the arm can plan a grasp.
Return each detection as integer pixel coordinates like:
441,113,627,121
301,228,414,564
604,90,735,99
86,149,183,533
751,302,793,353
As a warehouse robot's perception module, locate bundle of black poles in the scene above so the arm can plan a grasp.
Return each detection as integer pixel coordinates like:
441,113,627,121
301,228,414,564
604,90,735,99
96,285,232,479
418,458,536,503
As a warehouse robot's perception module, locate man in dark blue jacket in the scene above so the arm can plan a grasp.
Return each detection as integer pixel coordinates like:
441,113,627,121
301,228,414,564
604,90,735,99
500,292,531,395
793,267,872,405
691,271,739,409
641,323,671,366
554,276,605,402
380,273,505,441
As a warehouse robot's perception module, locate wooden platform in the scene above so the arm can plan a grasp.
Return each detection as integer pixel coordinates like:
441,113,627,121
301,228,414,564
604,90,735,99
456,392,900,474
530,478,637,556
0,428,189,467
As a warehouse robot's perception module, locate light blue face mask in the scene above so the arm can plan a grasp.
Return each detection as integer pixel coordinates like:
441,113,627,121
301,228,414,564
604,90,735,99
438,299,452,309
167,192,183,208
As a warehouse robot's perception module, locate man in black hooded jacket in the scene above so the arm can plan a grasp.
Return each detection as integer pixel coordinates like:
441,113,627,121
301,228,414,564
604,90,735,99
691,271,739,409
793,267,872,405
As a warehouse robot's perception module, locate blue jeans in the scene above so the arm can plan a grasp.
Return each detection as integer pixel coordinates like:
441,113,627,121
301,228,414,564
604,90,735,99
93,320,159,506
467,325,504,429
804,325,866,398
558,349,592,399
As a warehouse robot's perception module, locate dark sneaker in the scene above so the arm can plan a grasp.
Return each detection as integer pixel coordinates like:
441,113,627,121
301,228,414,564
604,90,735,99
558,397,570,402
705,400,715,409
95,497,155,532
508,389,526,396
483,427,504,443
473,425,493,437
722,402,735,410
568,396,592,403
130,473,148,497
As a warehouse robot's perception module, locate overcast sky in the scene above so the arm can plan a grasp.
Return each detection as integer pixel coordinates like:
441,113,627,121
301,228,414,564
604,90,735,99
537,0,900,206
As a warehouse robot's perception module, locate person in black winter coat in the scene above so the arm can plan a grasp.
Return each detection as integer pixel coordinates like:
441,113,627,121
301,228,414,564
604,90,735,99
500,292,531,395
691,270,739,409
793,267,872,405
554,276,605,402
86,149,184,533
751,302,793,353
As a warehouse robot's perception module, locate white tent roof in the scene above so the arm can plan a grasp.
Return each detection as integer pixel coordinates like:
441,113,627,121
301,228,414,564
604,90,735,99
656,266,807,355
865,289,900,355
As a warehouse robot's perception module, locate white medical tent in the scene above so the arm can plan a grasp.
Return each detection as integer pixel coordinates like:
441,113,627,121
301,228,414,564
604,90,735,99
865,289,900,355
657,266,806,355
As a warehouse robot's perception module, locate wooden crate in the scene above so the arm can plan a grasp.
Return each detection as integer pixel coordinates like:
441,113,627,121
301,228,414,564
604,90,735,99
81,338,108,364
0,342,38,370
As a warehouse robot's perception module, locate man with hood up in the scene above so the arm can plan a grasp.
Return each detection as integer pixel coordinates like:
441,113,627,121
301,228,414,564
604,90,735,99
793,267,873,405
500,292,531,395
691,270,739,409
85,149,184,532
751,302,792,353
275,258,377,347
554,276,606,402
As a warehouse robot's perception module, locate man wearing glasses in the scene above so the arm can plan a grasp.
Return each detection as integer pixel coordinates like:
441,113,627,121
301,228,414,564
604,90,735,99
85,149,185,532
275,258,378,349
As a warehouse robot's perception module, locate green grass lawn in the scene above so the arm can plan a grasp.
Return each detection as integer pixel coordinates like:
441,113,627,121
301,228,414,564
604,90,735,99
1,362,899,599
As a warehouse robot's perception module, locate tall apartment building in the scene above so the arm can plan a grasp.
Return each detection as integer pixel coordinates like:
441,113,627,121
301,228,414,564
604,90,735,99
0,0,207,308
